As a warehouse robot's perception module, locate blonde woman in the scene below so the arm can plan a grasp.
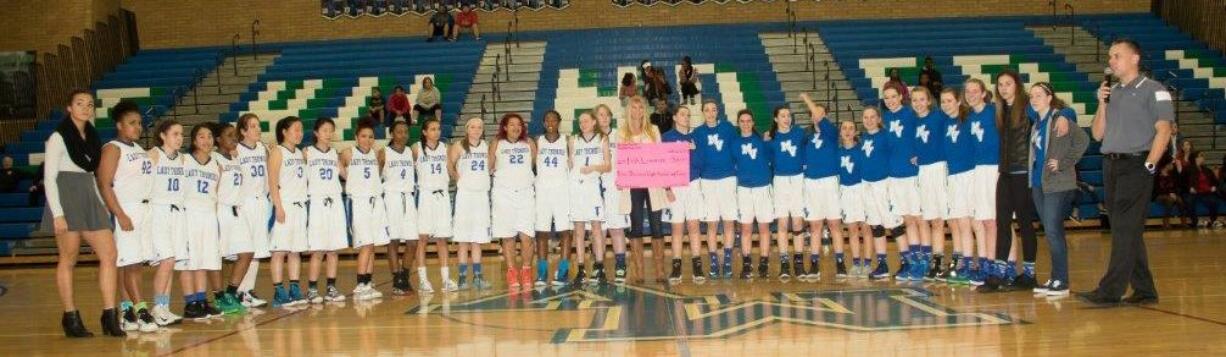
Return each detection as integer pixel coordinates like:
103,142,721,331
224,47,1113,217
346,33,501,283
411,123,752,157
618,96,668,283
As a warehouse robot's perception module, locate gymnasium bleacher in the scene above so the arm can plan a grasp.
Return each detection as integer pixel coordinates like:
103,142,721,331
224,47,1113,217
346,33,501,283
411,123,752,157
4,12,1226,253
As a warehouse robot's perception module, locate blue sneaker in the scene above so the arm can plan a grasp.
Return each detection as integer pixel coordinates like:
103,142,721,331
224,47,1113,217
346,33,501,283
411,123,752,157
288,284,304,305
969,269,985,286
272,285,292,307
910,258,927,281
552,262,570,287
869,263,891,280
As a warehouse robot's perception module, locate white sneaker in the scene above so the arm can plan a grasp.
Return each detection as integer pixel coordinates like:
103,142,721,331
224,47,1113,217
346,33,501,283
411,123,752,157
241,291,268,308
365,285,383,299
121,309,139,332
1034,280,1053,294
352,284,370,301
443,279,459,292
151,305,182,326
1045,280,1070,297
136,308,159,332
307,290,324,304
418,277,435,293
326,286,346,302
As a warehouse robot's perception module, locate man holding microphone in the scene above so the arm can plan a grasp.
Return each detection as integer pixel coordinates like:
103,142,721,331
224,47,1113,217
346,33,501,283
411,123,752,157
1079,39,1173,305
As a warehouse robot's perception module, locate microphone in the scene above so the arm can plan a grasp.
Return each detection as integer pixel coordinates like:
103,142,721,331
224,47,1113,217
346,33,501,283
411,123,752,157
1103,68,1116,103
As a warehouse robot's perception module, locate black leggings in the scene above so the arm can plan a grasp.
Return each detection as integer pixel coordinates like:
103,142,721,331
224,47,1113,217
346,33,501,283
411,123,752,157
629,189,663,239
996,173,1037,262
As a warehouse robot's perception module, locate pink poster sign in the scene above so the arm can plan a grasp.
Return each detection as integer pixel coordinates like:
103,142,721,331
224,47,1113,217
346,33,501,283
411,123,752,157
614,142,691,189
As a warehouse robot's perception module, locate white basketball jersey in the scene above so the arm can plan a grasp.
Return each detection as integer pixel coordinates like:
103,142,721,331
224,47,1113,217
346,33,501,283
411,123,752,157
382,145,415,193
571,133,605,181
345,147,383,197
107,140,151,204
276,145,308,202
183,154,219,208
493,139,533,189
536,134,569,183
236,141,269,199
150,147,185,205
306,145,341,197
603,132,619,182
416,142,449,191
456,140,490,192
213,152,243,207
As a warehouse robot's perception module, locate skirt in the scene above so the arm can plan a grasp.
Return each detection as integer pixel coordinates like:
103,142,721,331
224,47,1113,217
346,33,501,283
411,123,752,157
40,172,111,233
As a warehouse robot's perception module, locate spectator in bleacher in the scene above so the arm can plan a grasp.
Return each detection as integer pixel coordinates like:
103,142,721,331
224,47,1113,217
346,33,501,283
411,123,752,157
1184,151,1222,228
619,73,637,107
1154,163,1187,229
42,89,123,337
919,56,943,94
884,68,909,101
644,68,672,106
426,7,454,42
0,156,21,193
369,87,387,127
1174,139,1193,173
678,56,700,105
388,85,412,125
414,77,443,122
650,98,674,134
451,3,481,41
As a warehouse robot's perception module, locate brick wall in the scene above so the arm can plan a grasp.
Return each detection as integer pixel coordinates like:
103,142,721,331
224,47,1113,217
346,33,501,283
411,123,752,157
0,0,100,54
120,0,1151,50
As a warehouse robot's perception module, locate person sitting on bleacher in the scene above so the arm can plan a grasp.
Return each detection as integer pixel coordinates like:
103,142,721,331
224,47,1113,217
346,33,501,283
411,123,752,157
388,85,412,125
369,87,387,128
426,7,454,42
1154,163,1188,229
1185,151,1222,228
451,3,481,41
414,77,443,123
0,156,21,193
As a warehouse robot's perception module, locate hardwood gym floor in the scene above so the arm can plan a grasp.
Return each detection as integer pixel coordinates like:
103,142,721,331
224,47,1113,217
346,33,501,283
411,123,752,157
1,229,1224,356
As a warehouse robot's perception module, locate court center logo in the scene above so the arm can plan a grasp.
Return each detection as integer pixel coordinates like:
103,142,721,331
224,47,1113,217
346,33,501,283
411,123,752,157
407,285,1013,343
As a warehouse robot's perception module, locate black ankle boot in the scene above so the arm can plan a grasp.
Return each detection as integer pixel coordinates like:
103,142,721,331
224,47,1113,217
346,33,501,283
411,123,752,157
62,310,93,338
100,308,125,337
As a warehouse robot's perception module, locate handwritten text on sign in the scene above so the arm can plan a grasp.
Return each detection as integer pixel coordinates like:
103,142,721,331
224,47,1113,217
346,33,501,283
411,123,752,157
615,142,690,189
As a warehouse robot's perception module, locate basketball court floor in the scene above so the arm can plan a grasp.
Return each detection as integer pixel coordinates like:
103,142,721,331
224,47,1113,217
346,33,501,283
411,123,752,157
2,229,1224,356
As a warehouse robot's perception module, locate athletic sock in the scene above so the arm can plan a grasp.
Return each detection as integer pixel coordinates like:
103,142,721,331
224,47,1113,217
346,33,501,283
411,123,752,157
417,266,428,279
723,248,733,262
808,253,819,266
135,302,148,311
853,258,861,267
327,277,337,288
226,284,239,296
615,253,626,268
458,264,468,279
155,294,171,307
1023,262,1036,278
194,292,207,303
309,280,318,291
184,294,195,304
473,263,483,277
289,279,300,288
537,259,548,276
708,252,718,265
120,300,133,312
441,267,451,282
